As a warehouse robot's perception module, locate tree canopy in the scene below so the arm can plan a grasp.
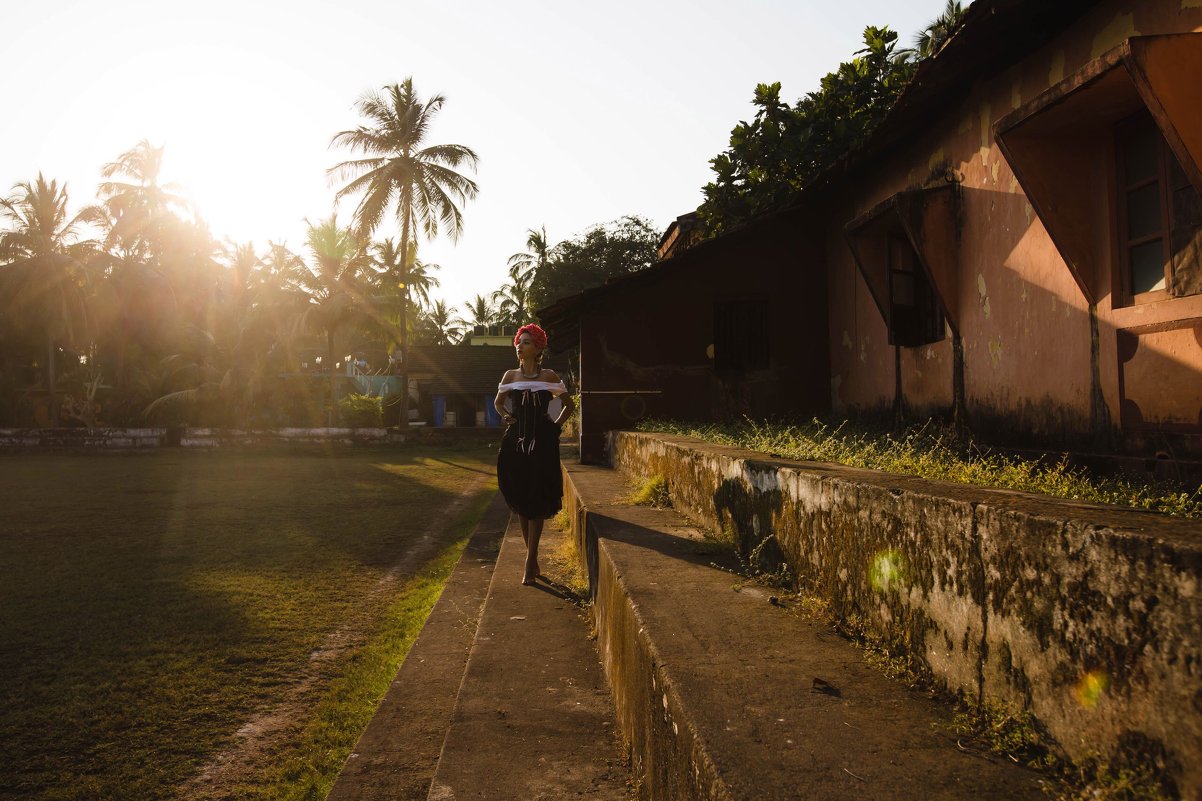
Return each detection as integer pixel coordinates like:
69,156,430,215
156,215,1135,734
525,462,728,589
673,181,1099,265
528,216,660,312
698,26,916,235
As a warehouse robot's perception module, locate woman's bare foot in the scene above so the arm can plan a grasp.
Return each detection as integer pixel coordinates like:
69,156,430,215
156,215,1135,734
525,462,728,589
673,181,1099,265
522,559,540,585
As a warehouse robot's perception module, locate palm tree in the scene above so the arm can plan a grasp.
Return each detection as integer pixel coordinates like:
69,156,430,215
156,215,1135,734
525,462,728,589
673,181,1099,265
417,300,465,346
496,225,548,327
294,217,373,419
262,240,306,285
245,241,307,371
97,140,191,257
463,294,498,335
914,0,967,59
367,238,442,356
507,225,550,283
328,77,479,426
493,262,535,328
221,241,259,306
0,174,97,425
406,259,441,309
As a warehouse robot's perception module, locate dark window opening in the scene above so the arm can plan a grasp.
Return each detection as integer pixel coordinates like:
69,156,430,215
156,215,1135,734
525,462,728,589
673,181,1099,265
714,300,769,372
887,235,944,347
1116,112,1202,302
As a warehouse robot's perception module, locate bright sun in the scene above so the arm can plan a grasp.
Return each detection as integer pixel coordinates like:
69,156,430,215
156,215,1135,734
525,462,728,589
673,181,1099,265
97,43,326,248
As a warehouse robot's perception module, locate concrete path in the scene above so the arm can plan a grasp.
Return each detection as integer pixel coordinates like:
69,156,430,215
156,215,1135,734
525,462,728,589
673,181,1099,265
565,461,1046,801
425,511,631,801
326,493,508,801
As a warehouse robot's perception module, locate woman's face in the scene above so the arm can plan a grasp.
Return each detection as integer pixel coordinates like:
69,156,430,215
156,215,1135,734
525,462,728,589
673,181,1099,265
516,333,542,361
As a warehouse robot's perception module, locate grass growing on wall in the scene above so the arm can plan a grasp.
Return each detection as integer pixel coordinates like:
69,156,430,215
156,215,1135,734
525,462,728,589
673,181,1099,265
637,418,1202,518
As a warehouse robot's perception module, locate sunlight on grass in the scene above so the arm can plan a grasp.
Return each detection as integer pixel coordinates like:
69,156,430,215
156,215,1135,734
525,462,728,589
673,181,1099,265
253,489,494,801
0,447,496,801
546,510,589,601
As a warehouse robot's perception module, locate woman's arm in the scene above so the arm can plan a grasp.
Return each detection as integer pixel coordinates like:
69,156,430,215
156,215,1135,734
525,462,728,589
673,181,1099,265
543,370,575,426
495,371,515,425
553,392,575,427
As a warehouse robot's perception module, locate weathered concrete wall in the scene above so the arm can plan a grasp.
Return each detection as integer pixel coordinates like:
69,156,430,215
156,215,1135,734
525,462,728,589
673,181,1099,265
611,430,1202,798
178,427,393,447
0,427,168,449
560,469,731,801
0,426,496,450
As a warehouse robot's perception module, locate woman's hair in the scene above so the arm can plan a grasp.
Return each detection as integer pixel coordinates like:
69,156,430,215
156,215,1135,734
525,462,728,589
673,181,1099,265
513,323,548,351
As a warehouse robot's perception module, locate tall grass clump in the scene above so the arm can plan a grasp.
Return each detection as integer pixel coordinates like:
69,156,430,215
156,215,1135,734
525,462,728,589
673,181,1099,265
638,417,1202,518
626,474,671,508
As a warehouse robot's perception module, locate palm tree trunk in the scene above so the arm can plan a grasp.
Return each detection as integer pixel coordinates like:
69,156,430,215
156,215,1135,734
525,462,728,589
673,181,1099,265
399,201,412,429
47,335,59,427
327,329,337,426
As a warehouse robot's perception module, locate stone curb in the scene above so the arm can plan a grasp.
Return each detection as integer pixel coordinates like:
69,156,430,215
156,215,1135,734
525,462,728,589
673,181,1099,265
325,492,508,801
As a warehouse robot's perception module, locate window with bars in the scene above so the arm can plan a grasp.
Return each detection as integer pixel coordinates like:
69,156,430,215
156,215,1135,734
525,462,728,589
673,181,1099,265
887,234,944,347
1115,112,1202,303
713,300,770,372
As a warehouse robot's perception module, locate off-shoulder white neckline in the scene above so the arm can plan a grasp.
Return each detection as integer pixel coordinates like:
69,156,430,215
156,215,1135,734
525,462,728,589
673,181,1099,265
497,380,568,395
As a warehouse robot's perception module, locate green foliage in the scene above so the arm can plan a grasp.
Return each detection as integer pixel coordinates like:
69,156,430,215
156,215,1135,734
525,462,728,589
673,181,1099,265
716,524,795,591
638,417,1202,518
1052,758,1173,801
699,26,917,234
914,0,967,59
338,392,383,427
528,215,660,311
951,699,1172,801
952,698,1044,762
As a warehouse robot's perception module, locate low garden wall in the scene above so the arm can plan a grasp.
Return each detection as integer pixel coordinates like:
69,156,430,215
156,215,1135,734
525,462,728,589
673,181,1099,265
609,431,1202,798
0,426,502,451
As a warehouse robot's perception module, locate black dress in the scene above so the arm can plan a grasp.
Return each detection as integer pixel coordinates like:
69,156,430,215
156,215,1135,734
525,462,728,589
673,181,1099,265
497,384,563,519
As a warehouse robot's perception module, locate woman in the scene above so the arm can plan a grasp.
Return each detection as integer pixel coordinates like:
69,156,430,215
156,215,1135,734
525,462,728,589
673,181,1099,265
494,324,575,585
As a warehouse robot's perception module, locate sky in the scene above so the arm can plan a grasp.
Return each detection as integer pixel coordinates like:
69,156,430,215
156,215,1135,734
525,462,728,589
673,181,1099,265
3,0,951,310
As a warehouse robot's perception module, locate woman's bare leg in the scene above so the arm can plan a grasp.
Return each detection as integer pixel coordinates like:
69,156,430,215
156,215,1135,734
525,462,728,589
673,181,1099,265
518,514,531,548
523,517,544,585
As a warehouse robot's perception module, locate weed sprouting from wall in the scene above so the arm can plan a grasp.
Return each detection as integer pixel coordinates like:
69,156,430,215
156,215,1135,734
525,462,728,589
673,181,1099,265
626,474,671,508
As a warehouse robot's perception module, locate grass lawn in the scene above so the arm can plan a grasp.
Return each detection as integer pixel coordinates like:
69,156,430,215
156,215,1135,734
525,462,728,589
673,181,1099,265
0,445,498,801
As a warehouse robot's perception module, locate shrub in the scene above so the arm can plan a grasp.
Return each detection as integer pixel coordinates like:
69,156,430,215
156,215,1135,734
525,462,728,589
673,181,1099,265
338,394,382,428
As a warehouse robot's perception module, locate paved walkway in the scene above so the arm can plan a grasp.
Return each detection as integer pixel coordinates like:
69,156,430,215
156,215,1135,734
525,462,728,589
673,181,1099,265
328,494,630,801
426,512,631,800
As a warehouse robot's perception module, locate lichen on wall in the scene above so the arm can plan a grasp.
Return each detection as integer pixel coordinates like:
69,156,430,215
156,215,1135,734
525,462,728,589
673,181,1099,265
611,430,1202,798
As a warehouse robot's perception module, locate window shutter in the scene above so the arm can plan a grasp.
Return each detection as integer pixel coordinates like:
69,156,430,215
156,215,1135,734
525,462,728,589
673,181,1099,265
1169,155,1202,297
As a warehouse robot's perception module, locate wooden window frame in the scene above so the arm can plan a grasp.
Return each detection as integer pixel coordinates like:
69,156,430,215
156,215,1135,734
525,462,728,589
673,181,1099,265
1115,111,1174,306
886,233,945,348
713,299,770,373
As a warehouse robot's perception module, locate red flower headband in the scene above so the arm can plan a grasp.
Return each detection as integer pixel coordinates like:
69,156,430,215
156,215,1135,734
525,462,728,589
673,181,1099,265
514,323,548,350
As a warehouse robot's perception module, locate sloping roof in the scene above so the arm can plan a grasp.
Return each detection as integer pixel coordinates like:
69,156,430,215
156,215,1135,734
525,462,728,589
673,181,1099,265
538,204,808,343
408,345,568,395
536,0,1103,342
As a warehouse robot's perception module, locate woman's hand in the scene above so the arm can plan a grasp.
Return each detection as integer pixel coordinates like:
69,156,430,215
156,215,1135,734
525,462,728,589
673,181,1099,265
502,413,516,426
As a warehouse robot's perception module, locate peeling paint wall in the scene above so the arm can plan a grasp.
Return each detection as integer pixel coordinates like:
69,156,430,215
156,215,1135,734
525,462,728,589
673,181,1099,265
826,0,1202,452
612,431,1202,798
